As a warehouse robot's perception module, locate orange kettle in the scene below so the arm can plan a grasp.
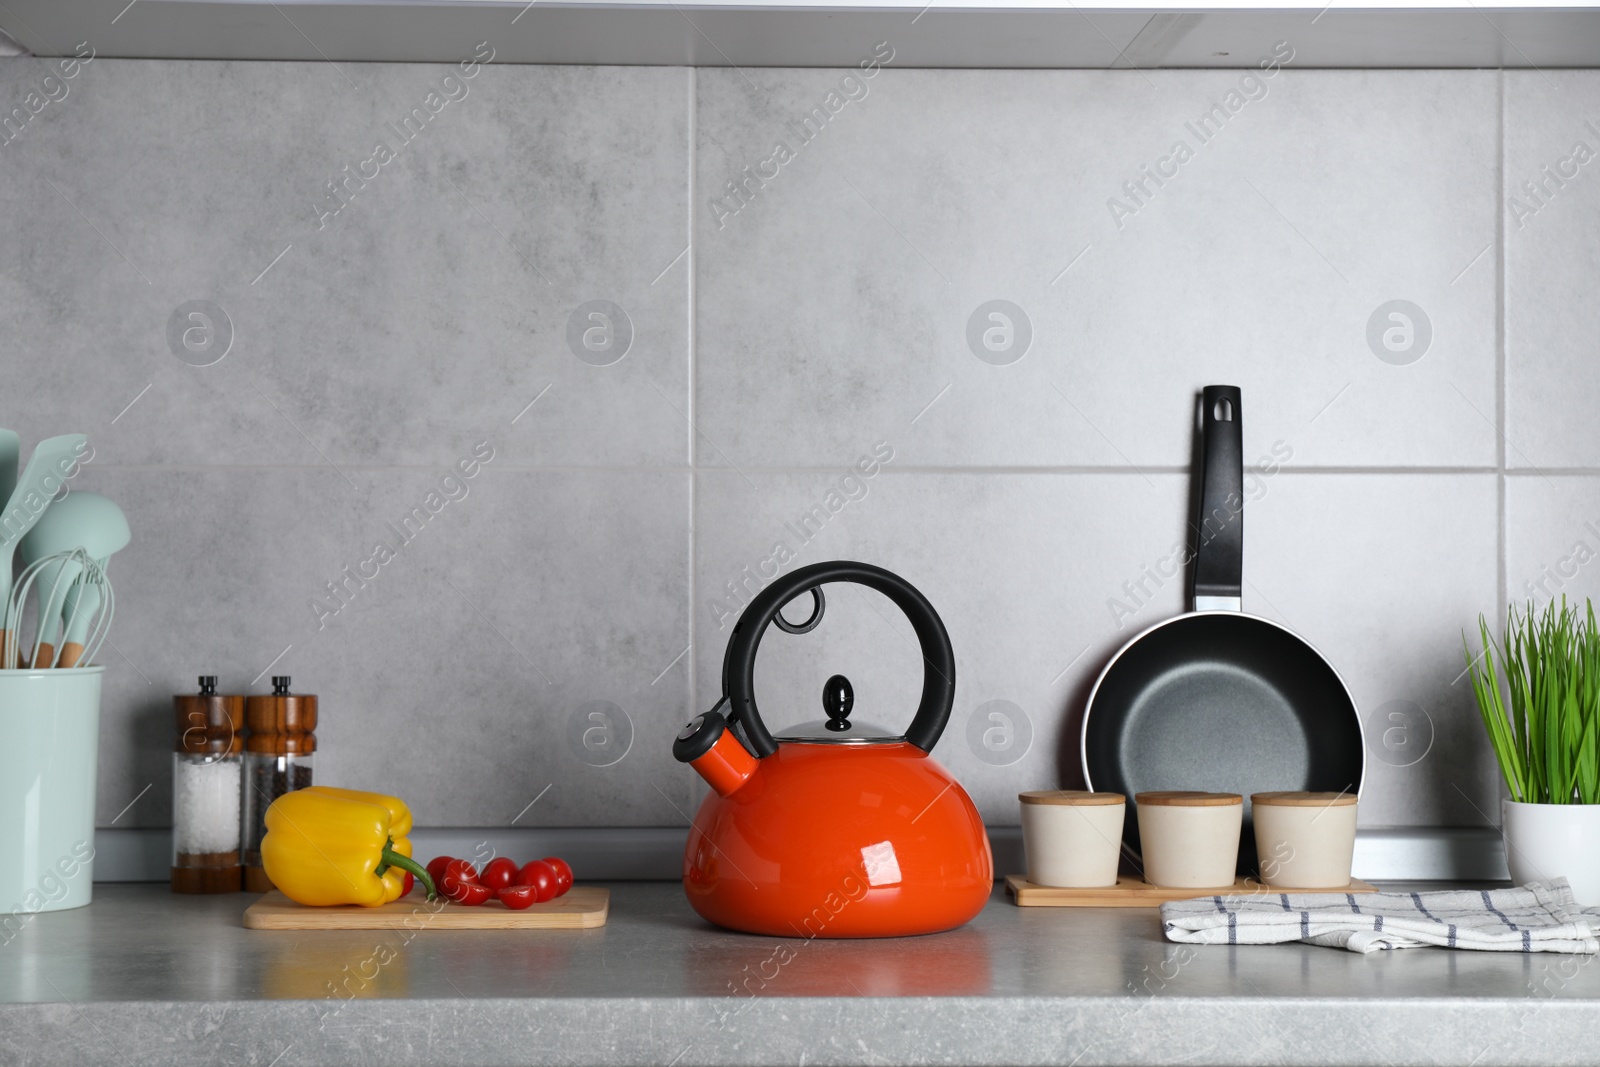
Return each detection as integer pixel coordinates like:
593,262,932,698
672,561,992,938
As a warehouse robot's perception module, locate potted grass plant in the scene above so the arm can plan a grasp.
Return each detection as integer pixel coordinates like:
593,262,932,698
1466,597,1600,904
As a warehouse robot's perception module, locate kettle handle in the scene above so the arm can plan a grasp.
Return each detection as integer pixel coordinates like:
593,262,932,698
721,561,956,758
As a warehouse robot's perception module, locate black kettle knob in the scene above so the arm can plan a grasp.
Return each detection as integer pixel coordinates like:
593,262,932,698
823,675,854,731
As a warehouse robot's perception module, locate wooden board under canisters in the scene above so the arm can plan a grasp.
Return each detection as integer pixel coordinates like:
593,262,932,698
1005,874,1377,907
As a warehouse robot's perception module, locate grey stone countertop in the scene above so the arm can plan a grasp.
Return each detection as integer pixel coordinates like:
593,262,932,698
1,881,1594,1067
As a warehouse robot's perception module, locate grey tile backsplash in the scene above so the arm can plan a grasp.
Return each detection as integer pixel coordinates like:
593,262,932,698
696,69,1499,470
0,56,1591,835
1505,72,1600,471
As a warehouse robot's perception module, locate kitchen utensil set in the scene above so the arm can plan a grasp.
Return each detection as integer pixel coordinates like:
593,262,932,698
18,491,130,667
0,430,123,670
1,433,89,660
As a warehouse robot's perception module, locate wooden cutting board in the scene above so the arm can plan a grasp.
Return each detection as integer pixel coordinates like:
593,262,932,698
242,885,609,929
1006,873,1377,908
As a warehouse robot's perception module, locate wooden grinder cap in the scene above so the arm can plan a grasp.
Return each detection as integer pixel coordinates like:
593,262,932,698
246,676,317,754
174,677,243,755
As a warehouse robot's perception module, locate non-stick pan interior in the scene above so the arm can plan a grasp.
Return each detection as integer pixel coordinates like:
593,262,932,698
1083,612,1364,875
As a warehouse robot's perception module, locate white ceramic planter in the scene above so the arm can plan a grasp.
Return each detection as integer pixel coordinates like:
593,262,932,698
1502,799,1600,905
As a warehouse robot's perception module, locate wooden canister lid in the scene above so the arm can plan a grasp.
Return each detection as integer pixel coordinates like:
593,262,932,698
1251,791,1358,807
1019,790,1125,806
1135,791,1243,806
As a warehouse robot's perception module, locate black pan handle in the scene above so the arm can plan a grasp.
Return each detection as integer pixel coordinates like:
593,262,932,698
721,561,956,758
1191,385,1243,611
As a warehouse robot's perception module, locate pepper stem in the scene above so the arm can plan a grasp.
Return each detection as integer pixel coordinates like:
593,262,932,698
378,845,436,901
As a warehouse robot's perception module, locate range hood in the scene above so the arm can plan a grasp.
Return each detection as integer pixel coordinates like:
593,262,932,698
1,0,1596,68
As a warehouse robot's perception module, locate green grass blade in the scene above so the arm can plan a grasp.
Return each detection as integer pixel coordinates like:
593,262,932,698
1471,598,1600,805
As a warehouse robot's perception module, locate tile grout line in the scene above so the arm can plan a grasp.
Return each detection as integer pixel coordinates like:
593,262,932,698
1496,68,1508,626
686,64,699,745
75,463,1600,476
686,64,698,473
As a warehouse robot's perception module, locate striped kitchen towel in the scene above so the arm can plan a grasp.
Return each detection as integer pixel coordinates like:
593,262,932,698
1160,879,1600,953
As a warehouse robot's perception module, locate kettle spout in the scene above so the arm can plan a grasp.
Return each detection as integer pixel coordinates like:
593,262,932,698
672,706,759,797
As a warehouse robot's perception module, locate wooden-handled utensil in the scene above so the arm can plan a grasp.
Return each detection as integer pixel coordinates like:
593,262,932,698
5,549,111,670
17,490,128,669
56,559,112,668
0,434,87,666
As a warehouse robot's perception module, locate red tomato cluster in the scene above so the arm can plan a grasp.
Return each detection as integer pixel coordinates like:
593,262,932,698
423,855,574,909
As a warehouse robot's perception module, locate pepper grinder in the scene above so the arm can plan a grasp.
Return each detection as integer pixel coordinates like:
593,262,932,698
242,675,317,893
171,676,245,893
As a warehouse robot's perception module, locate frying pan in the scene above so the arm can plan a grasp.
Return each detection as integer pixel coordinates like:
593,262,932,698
1080,385,1364,876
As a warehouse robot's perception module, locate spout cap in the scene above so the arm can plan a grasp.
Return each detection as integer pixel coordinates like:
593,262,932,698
674,700,759,797
674,705,732,763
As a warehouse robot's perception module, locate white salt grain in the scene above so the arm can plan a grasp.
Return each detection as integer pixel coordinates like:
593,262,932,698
174,757,242,856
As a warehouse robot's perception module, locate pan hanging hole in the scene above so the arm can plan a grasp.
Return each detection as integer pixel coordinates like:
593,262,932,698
1213,397,1234,422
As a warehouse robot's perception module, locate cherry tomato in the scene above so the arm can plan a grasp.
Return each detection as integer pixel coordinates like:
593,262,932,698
425,856,455,887
498,885,539,910
402,872,415,897
440,858,480,898
445,880,494,906
517,860,559,903
541,856,573,896
481,857,519,892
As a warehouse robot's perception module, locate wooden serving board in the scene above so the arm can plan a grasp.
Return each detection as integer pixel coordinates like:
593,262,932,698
1006,873,1377,908
242,886,609,929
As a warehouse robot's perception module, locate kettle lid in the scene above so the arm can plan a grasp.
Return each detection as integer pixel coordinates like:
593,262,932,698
771,674,905,745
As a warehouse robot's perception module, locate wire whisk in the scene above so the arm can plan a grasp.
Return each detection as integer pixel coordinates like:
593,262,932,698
4,549,115,670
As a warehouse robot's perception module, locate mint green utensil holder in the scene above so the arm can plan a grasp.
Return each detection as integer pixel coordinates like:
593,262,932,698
0,667,102,915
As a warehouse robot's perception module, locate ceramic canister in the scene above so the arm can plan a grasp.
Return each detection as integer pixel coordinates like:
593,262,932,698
1252,791,1358,889
1019,791,1124,887
1136,791,1242,888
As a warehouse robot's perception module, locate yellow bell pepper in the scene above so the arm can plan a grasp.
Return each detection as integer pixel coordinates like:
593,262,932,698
261,786,435,907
